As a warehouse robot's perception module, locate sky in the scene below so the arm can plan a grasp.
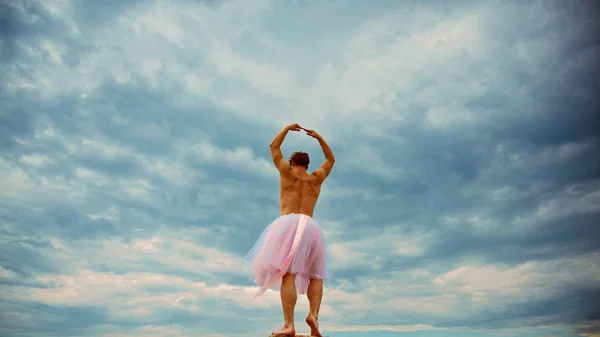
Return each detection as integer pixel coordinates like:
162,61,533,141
1,0,599,336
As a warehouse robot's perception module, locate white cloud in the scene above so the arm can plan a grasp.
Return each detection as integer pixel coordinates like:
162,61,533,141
176,138,274,179
20,154,53,166
95,231,245,275
450,179,600,236
5,0,493,187
6,232,261,313
2,1,598,336
5,230,342,333
0,162,37,198
326,324,438,332
342,143,404,180
432,252,600,304
327,225,430,271
102,325,233,337
0,266,19,280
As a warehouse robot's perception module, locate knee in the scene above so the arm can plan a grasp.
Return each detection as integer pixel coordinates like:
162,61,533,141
309,278,323,285
283,273,296,283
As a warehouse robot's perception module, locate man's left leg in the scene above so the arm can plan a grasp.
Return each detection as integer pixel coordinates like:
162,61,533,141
272,273,297,336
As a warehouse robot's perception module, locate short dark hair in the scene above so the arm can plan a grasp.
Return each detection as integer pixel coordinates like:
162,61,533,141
289,151,310,168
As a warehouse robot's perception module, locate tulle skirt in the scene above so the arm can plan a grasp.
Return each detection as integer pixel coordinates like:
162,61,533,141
244,213,331,297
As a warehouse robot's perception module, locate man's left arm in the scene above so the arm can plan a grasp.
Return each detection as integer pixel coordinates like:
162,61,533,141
269,123,301,174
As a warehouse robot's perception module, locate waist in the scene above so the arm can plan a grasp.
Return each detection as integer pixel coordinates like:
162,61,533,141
279,212,316,222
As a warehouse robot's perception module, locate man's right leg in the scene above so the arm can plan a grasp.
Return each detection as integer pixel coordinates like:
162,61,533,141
306,278,323,337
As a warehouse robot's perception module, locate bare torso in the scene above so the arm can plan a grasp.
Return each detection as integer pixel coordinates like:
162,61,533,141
279,170,323,218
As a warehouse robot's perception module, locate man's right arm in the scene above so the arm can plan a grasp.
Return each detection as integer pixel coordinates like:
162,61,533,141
312,132,335,181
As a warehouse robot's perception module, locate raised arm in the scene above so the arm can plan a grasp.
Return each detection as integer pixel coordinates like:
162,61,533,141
305,129,335,181
270,123,302,174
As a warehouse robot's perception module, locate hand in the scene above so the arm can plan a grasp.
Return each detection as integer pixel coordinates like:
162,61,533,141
287,123,303,132
304,128,320,139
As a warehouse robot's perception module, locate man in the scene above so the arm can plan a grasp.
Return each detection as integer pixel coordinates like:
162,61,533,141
245,123,335,337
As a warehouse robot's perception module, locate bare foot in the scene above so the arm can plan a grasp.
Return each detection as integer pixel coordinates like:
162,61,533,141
305,314,322,337
271,324,295,336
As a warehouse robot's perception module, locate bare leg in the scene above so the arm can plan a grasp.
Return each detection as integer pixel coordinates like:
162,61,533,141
272,273,296,336
305,278,323,337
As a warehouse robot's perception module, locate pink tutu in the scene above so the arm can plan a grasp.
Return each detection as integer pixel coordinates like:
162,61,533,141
244,213,331,297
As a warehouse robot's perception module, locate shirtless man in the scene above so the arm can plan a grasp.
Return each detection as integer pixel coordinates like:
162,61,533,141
245,123,335,337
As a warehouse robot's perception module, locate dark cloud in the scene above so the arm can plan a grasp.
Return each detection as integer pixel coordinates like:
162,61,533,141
79,78,272,159
572,320,600,336
418,212,600,265
0,105,36,153
45,206,117,239
0,1,57,62
332,3,600,271
0,203,117,240
0,300,109,337
70,0,146,28
0,241,56,277
0,2,71,153
0,1,95,69
437,287,600,330
1,0,599,336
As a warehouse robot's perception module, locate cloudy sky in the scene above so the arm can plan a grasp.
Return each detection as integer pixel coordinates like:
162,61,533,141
1,0,599,336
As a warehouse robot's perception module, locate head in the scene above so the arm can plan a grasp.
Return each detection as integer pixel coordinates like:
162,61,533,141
288,151,310,171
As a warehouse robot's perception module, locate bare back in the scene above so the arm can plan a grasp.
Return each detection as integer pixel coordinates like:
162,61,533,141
279,170,323,218
269,125,335,217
